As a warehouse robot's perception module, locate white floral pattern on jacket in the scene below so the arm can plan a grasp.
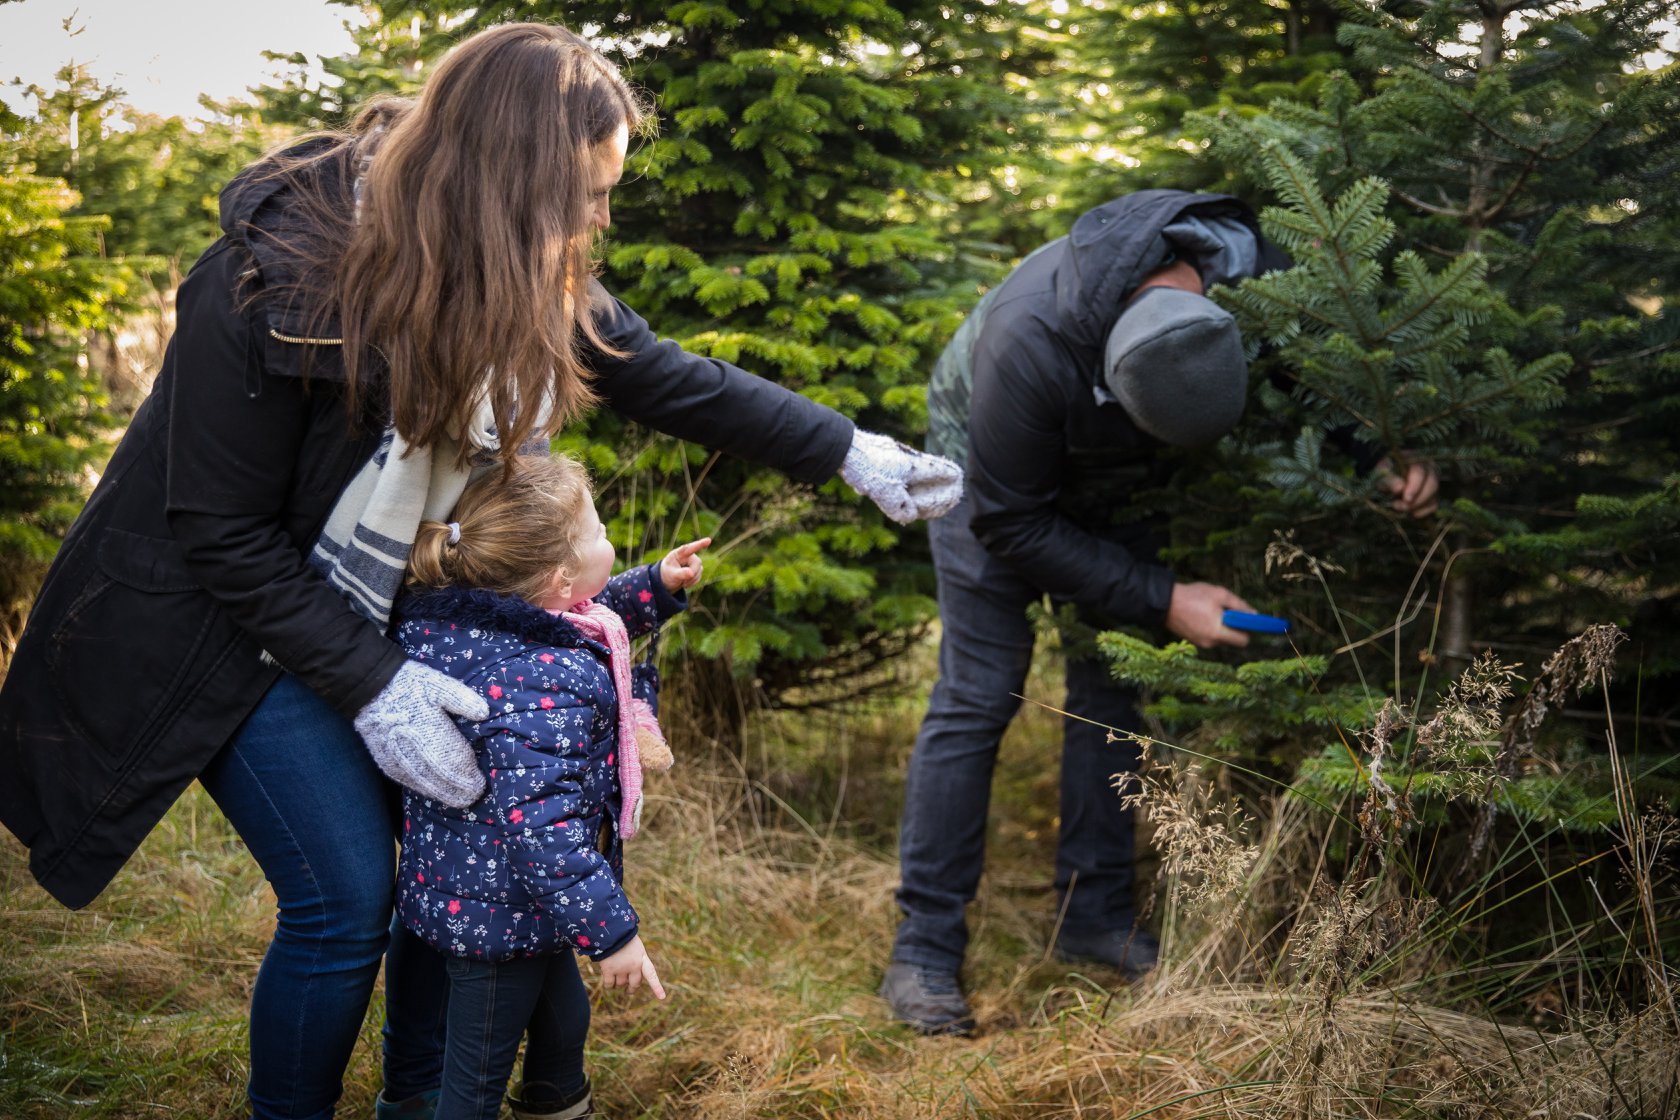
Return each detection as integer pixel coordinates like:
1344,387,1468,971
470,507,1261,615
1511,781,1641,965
391,564,682,962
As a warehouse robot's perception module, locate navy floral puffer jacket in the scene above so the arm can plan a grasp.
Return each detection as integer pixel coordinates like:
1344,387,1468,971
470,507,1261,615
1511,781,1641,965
391,564,683,963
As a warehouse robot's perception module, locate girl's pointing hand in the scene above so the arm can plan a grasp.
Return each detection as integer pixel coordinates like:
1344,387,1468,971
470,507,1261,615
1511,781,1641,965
660,537,712,593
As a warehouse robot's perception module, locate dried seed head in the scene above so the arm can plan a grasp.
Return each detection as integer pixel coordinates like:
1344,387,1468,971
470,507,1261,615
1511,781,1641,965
1117,762,1258,913
1417,651,1523,773
1266,528,1346,581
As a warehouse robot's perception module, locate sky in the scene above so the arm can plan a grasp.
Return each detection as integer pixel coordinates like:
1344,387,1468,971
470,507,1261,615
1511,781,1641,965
0,0,363,120
0,0,1672,124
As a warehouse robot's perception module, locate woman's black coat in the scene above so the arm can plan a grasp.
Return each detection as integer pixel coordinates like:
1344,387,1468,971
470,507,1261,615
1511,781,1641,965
0,150,854,909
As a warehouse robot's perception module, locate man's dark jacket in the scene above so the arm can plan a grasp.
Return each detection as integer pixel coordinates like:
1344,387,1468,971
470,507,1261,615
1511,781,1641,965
925,190,1288,626
0,146,854,910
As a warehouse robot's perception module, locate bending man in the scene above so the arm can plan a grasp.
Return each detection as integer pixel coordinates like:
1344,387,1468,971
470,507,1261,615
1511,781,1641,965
880,189,1437,1035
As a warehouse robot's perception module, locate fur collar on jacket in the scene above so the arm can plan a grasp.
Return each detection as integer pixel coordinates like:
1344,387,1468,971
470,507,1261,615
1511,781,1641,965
393,584,598,652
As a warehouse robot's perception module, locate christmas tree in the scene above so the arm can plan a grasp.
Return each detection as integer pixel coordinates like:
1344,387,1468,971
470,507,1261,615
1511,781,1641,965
1038,0,1353,227
1095,1,1679,896
0,101,131,637
257,1,1045,739
1211,0,1680,688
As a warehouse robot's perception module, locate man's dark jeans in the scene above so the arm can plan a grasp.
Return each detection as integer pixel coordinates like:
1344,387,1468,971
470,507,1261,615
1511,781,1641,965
891,500,1145,974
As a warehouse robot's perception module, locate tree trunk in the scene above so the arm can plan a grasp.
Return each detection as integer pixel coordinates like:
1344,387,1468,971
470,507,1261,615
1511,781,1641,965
1437,7,1509,671
1439,538,1476,671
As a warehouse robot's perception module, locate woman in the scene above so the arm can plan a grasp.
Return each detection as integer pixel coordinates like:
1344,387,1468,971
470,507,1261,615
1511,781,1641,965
0,22,959,1120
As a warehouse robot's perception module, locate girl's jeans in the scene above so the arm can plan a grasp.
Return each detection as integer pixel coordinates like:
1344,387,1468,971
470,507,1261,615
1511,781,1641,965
433,953,591,1120
199,672,447,1120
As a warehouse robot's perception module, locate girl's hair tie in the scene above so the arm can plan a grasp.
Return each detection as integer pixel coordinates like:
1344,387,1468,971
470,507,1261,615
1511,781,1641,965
446,522,462,546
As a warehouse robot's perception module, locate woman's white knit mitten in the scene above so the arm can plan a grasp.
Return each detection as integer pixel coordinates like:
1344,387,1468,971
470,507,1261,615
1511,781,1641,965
353,660,490,807
839,429,964,524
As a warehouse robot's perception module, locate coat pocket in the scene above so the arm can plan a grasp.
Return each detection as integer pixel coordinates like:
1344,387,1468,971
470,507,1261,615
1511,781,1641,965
44,528,221,774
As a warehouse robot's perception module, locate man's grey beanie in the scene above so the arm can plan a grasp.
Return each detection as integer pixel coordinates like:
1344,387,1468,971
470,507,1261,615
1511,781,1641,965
1103,286,1248,446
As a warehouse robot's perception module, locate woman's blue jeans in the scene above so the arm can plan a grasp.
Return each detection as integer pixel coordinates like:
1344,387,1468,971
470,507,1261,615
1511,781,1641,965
199,673,447,1120
890,502,1145,974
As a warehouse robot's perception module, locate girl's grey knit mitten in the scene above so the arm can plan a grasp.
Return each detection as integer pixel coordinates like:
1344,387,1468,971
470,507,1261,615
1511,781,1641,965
353,660,491,807
839,429,964,524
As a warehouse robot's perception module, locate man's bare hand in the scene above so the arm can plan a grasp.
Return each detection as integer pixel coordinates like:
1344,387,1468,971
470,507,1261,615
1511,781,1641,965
1375,456,1440,518
1165,582,1253,649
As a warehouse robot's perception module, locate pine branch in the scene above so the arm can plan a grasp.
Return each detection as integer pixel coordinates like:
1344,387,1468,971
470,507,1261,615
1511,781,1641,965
1401,354,1569,439
1380,251,1486,340
1391,188,1466,219
1587,336,1680,369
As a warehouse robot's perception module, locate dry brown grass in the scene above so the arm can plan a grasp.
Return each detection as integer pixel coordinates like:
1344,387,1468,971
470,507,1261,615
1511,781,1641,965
3,645,1675,1118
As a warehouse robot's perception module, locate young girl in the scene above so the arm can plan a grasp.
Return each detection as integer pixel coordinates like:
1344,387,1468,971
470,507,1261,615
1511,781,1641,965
393,454,707,1120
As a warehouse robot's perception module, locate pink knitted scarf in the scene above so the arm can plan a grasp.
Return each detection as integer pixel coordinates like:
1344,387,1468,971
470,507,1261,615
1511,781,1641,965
560,599,671,838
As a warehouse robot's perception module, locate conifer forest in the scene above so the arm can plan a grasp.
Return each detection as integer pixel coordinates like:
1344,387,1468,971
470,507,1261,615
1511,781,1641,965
3,2,1678,1116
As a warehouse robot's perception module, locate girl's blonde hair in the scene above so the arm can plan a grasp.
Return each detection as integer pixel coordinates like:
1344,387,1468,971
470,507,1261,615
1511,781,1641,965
408,454,595,603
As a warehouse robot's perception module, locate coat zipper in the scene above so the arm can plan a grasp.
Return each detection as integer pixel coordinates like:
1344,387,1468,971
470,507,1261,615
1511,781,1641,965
269,327,344,345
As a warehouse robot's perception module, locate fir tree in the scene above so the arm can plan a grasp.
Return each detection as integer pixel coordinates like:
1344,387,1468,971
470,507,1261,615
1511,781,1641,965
1217,140,1569,482
16,64,272,275
1038,0,1352,227
257,2,429,127
10,65,281,424
1206,0,1680,699
258,1,1044,738
1104,137,1567,721
1093,6,1680,887
0,102,131,634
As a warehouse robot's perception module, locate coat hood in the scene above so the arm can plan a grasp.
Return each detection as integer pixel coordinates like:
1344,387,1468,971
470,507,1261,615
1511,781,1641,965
217,136,346,239
217,138,353,344
1053,189,1273,353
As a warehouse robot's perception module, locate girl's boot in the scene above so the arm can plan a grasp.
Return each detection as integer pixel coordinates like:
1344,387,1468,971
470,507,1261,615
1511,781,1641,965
508,1077,593,1120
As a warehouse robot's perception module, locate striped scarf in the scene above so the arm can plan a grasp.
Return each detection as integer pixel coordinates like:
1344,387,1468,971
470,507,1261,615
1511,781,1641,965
313,149,518,632
311,399,503,630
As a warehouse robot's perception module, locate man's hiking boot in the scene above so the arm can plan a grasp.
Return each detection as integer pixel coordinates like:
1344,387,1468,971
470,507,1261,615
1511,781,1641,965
1053,926,1160,979
509,1077,594,1119
374,1088,440,1120
879,961,975,1036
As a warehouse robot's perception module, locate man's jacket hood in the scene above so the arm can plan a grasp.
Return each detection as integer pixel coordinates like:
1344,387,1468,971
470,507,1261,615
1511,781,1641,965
1053,189,1281,355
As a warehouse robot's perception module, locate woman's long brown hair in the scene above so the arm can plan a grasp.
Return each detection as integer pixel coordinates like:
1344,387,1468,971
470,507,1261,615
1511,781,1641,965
258,24,650,463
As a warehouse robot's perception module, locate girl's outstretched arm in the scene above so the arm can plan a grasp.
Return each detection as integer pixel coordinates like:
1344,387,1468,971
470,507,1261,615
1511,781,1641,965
595,562,687,638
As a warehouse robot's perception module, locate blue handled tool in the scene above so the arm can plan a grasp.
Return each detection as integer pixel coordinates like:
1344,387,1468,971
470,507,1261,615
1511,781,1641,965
1222,609,1290,635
